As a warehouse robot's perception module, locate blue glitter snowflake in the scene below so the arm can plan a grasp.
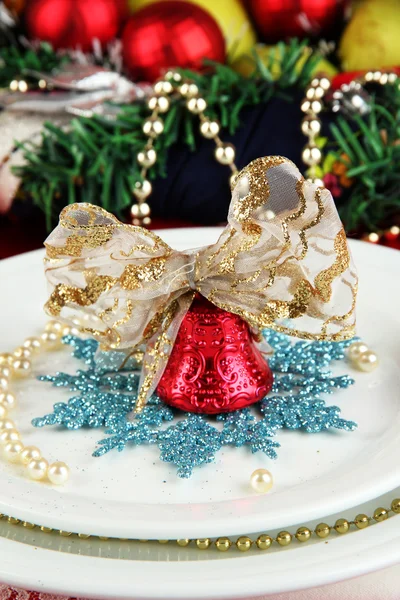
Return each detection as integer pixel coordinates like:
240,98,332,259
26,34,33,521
32,332,357,478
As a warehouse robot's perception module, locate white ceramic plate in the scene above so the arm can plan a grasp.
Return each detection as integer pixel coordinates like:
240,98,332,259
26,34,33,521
0,229,399,540
0,488,400,599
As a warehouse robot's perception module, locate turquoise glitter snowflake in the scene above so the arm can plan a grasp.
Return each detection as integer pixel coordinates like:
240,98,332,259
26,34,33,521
32,332,357,478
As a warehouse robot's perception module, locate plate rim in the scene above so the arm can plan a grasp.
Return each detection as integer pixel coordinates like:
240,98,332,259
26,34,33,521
0,515,400,599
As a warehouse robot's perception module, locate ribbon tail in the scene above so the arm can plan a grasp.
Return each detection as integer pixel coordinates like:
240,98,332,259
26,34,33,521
128,292,195,420
250,327,274,358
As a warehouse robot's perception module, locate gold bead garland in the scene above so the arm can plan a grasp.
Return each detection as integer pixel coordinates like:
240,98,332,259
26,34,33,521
300,76,331,182
131,70,238,226
301,70,400,245
0,320,72,484
1,498,399,552
3,70,398,247
9,79,30,93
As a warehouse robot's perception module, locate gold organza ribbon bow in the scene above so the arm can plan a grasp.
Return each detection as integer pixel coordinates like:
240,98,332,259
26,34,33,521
44,156,357,412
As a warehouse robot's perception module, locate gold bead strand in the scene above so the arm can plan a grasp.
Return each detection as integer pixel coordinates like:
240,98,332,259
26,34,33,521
1,496,400,549
300,76,331,186
361,70,398,86
132,80,173,226
178,74,238,177
132,72,182,226
131,70,238,226
301,71,399,189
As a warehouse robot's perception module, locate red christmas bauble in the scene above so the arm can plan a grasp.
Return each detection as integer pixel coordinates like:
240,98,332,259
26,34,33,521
122,1,226,81
157,295,273,414
246,0,349,42
24,0,120,51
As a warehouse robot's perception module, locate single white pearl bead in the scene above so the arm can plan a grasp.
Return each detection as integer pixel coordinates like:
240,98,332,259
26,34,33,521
23,337,42,353
0,353,13,366
250,469,274,494
48,461,70,485
20,445,42,465
13,359,32,378
14,346,32,359
357,350,379,372
0,376,9,391
0,404,7,419
0,392,16,410
0,366,12,379
0,428,20,445
40,331,61,350
45,320,64,336
4,440,24,463
62,325,80,337
0,418,15,430
347,341,369,362
27,457,49,480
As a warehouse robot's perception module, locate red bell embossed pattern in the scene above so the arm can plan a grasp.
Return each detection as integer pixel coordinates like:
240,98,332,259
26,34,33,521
157,295,273,414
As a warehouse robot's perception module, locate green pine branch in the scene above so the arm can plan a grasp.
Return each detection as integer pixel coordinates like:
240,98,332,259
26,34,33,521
0,42,68,87
13,38,323,229
330,83,400,232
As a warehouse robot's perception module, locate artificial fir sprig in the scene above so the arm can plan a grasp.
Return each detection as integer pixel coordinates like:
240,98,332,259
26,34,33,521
329,83,400,232
8,39,399,233
13,39,323,229
0,41,68,87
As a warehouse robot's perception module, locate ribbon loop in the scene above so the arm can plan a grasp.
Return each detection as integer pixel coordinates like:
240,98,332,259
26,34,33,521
44,156,357,411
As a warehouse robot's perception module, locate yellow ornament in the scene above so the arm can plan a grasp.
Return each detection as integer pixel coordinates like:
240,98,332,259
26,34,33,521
232,44,337,80
128,0,256,64
339,0,400,71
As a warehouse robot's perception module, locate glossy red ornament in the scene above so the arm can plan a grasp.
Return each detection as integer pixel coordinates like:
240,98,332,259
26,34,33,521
24,0,120,51
122,1,226,81
157,295,273,414
246,0,349,41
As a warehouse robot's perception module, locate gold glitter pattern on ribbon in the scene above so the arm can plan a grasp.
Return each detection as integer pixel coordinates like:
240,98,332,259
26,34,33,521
45,227,114,258
314,229,350,302
321,276,358,335
45,274,117,316
281,178,307,249
112,300,134,328
232,156,287,222
120,257,167,290
296,184,325,260
218,223,262,274
98,298,119,321
206,227,236,268
134,298,182,414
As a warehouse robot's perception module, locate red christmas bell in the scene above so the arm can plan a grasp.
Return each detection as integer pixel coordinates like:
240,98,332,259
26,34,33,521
156,294,273,414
